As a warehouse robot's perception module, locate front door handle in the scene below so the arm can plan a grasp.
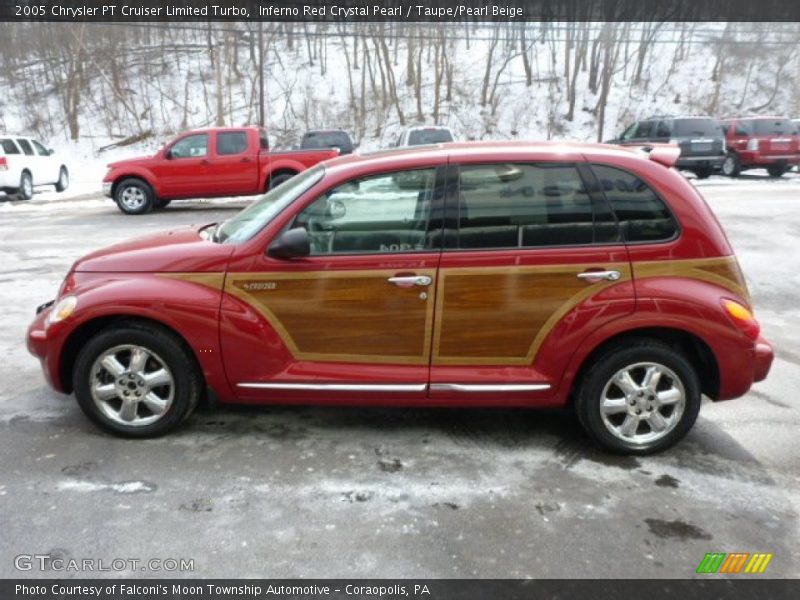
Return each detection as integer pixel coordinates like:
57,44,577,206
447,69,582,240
387,275,432,287
577,270,621,282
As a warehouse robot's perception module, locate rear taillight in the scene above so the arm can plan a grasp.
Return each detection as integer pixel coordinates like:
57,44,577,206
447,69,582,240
0,157,7,171
721,299,760,340
746,138,760,152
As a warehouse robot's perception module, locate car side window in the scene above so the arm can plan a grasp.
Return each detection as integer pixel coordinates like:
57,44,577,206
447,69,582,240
620,123,637,140
591,165,678,243
16,139,34,156
454,163,601,249
735,120,751,136
293,168,437,255
216,132,248,156
634,121,654,139
170,134,208,159
31,140,49,156
0,139,20,154
655,121,671,138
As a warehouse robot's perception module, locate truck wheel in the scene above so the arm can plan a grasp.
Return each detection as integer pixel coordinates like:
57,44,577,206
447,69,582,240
17,171,34,200
767,165,787,178
268,172,295,190
115,178,154,215
574,338,701,455
721,153,741,177
72,324,201,438
55,166,69,192
153,199,171,209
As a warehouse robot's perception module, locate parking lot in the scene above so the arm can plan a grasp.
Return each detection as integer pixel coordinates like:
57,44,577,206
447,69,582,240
0,176,798,578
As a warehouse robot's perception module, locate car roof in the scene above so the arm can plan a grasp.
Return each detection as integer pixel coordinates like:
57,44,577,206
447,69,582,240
322,140,648,173
405,125,452,131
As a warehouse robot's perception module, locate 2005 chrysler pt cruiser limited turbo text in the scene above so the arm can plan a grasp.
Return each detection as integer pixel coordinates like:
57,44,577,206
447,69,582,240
27,142,774,454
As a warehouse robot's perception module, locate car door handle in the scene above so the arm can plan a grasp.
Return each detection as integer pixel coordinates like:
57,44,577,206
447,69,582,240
577,270,621,282
387,275,432,287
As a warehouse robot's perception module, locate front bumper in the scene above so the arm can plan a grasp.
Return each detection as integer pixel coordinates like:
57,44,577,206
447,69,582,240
102,181,113,198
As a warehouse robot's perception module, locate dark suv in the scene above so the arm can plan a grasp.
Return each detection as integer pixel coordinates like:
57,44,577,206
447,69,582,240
300,129,355,155
608,116,726,179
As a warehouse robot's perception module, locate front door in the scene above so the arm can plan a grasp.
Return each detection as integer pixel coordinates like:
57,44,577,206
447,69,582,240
154,133,212,198
429,161,635,402
220,166,445,402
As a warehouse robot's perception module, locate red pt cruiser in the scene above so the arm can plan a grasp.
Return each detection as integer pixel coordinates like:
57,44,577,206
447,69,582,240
27,142,773,454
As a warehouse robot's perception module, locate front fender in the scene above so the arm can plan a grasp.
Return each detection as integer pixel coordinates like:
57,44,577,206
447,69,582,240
110,167,159,197
38,274,233,399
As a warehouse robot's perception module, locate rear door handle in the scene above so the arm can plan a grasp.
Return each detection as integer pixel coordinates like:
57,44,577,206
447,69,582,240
577,270,621,282
388,275,432,287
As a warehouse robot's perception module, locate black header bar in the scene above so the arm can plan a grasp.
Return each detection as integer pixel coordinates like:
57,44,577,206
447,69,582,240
3,0,800,22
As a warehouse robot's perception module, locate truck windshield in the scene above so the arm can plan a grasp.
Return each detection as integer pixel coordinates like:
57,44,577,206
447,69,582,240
214,166,324,244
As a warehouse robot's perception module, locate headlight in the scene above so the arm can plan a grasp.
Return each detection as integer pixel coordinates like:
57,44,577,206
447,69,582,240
47,295,78,324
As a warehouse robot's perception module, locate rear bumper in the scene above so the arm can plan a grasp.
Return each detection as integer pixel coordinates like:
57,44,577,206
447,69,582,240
753,336,774,383
738,152,800,166
676,156,725,169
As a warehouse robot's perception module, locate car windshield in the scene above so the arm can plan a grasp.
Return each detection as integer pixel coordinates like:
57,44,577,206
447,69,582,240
302,131,351,149
672,119,721,137
753,119,796,135
214,166,324,244
408,128,453,145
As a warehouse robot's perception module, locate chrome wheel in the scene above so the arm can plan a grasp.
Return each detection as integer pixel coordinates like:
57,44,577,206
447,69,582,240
119,186,146,211
599,362,686,446
20,174,33,199
89,344,174,427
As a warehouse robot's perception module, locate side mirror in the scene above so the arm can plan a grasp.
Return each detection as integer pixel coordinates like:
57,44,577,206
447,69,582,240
267,227,310,259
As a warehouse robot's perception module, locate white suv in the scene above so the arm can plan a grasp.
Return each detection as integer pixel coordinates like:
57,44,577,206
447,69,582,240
0,135,69,200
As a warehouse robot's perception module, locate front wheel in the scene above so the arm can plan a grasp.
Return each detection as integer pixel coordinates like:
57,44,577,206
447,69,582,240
72,325,201,437
575,339,701,455
721,153,741,177
115,178,154,215
55,166,69,192
17,171,33,200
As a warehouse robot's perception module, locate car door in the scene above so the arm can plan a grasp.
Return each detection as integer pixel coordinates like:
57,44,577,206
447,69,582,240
209,130,260,195
30,139,59,183
153,133,212,198
220,165,446,402
15,138,38,182
429,160,635,402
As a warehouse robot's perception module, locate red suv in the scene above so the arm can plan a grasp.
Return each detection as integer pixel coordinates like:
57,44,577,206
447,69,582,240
720,117,800,177
27,142,773,454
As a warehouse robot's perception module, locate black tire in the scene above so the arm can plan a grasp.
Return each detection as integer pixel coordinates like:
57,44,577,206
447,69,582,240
72,324,201,438
268,171,295,190
693,166,712,179
721,153,741,178
574,338,701,455
17,171,33,200
115,178,154,215
767,164,787,178
153,199,171,209
55,166,69,192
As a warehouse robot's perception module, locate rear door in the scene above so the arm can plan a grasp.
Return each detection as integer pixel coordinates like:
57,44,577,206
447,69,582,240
429,160,634,402
220,165,447,402
210,130,260,195
15,138,38,183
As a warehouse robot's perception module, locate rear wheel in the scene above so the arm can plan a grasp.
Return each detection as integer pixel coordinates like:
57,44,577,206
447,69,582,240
767,164,787,178
693,166,712,179
721,153,741,177
115,178,154,215
575,339,701,455
268,171,295,190
17,171,33,200
72,325,201,437
55,166,69,192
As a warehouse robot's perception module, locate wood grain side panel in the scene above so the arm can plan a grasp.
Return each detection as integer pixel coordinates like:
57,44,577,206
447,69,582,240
225,271,435,365
433,263,631,366
635,256,750,301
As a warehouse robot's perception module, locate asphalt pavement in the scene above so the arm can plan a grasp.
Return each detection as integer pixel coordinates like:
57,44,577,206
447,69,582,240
0,177,798,578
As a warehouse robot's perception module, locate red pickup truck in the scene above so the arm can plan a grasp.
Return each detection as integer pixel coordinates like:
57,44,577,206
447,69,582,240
102,127,338,214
